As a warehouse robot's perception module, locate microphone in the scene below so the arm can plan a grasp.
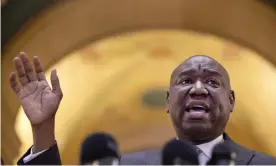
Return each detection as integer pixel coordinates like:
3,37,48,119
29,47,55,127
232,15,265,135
161,139,199,165
79,132,120,165
207,142,237,165
1,157,4,165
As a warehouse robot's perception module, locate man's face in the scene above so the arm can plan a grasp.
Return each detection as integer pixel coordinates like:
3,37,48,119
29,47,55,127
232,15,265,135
167,56,235,141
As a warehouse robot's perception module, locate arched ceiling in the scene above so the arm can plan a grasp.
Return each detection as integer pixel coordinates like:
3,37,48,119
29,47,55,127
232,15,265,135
1,0,276,48
1,0,276,164
15,30,276,164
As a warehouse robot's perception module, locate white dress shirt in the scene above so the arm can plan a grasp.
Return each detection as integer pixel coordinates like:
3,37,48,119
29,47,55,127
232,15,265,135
23,147,48,163
24,135,224,164
196,134,224,165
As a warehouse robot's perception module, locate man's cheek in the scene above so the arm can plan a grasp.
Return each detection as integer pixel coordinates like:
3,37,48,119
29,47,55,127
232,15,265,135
175,88,189,102
208,90,220,103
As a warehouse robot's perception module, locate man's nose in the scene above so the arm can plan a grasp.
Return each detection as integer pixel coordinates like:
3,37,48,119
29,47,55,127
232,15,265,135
189,80,208,97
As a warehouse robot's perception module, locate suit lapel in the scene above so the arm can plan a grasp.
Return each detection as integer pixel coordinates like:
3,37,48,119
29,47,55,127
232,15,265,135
223,133,254,165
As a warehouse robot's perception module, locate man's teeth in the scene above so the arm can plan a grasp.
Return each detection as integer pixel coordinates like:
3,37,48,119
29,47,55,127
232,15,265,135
185,106,208,112
190,107,206,111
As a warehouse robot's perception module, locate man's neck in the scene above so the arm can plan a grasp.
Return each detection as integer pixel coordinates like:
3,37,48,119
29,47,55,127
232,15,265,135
176,133,223,145
192,139,214,145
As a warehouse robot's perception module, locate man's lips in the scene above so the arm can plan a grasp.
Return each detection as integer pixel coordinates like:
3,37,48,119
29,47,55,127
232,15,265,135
182,101,210,119
185,100,210,112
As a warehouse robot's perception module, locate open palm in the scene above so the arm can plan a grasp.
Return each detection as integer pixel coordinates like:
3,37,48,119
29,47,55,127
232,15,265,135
10,53,63,125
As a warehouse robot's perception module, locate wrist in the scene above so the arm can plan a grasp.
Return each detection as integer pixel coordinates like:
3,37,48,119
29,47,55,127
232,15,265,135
32,117,56,153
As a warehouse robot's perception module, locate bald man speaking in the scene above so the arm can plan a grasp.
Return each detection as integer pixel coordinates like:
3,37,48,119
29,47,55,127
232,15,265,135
11,52,276,165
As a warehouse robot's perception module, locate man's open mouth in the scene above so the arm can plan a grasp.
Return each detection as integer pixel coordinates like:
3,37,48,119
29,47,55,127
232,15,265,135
185,105,208,112
184,101,210,119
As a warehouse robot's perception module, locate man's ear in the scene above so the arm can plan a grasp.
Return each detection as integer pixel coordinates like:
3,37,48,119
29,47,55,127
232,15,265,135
229,90,235,112
166,90,169,113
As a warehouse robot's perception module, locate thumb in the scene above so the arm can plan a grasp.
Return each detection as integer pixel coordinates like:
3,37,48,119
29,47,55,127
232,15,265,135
50,69,63,98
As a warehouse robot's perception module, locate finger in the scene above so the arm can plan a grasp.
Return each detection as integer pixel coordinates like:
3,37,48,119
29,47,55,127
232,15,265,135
19,52,37,81
50,69,63,97
33,56,46,81
13,56,29,86
9,72,21,94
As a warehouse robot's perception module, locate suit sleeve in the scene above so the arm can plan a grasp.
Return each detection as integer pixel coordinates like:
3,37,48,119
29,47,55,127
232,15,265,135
17,143,61,165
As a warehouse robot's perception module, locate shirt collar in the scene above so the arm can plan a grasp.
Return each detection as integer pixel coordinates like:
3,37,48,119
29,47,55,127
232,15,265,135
196,134,224,158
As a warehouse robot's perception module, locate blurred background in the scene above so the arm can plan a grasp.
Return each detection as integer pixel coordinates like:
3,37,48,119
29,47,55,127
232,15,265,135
1,0,276,164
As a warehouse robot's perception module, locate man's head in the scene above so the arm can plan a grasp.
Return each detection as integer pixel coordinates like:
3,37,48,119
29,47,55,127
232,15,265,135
167,55,235,143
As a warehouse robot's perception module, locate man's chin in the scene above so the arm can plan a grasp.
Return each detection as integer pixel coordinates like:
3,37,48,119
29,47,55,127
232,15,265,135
181,122,212,139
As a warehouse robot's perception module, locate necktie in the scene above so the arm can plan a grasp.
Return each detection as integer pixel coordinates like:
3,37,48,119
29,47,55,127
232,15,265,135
195,147,209,165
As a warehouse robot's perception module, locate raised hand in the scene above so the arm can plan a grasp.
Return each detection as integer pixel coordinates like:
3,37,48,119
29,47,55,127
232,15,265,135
10,52,63,125
10,52,63,152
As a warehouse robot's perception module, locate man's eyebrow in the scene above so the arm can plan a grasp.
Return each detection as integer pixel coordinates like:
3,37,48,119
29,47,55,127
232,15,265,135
170,68,195,85
171,67,228,85
176,68,223,77
202,68,223,77
177,68,196,77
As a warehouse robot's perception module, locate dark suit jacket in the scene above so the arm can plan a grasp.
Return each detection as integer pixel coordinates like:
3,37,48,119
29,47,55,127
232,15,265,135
18,133,276,165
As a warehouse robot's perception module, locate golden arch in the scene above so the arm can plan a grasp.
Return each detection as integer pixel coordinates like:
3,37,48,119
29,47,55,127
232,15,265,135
1,0,276,164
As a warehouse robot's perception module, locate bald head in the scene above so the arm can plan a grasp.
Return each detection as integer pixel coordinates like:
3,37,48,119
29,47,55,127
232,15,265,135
170,55,231,88
167,55,235,143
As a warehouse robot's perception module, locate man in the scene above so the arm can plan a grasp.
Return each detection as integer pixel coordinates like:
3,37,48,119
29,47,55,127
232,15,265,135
10,52,276,165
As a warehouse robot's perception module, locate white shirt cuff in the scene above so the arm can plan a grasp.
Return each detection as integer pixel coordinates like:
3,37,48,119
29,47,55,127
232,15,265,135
23,147,48,163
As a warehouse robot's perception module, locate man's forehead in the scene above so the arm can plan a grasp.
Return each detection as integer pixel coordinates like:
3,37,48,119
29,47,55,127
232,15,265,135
175,56,222,72
171,55,230,83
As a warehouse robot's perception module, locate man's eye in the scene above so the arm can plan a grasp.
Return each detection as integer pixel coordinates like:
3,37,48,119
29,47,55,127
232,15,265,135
180,79,192,84
206,79,219,86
